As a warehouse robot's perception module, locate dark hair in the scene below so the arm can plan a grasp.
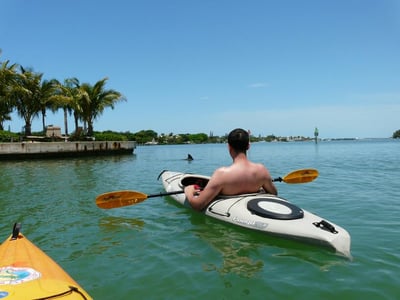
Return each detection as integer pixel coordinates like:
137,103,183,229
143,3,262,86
228,128,249,152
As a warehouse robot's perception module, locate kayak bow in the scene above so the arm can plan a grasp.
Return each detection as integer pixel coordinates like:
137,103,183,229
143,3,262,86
0,223,92,299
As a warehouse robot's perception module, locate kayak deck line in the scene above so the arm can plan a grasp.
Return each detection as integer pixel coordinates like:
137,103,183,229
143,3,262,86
33,285,88,300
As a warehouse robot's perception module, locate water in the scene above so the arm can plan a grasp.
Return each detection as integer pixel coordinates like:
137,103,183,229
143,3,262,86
0,139,399,299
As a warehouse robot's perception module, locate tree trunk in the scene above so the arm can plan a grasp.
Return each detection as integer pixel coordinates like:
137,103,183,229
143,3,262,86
41,109,46,133
24,122,32,136
87,122,94,137
74,111,79,133
63,108,68,136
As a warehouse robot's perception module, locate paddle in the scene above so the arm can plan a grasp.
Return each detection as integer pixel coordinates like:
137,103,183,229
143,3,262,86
274,168,319,184
96,190,185,209
95,168,318,209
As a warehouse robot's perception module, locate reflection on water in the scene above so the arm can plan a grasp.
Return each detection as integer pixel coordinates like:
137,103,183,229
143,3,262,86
99,216,145,232
197,224,265,278
273,251,346,272
84,216,146,259
186,209,347,276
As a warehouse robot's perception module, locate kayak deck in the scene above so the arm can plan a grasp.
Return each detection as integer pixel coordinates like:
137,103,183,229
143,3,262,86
0,224,92,299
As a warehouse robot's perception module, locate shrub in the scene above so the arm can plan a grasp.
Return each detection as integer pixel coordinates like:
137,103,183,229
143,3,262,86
0,130,20,142
94,131,128,141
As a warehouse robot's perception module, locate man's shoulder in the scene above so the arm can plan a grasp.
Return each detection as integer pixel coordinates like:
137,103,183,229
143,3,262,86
209,167,233,185
215,165,230,172
252,161,268,169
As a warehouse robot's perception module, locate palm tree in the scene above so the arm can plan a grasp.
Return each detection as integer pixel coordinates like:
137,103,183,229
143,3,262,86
0,98,13,131
53,78,92,136
38,79,63,133
50,78,83,136
79,77,126,136
0,59,17,131
11,67,44,136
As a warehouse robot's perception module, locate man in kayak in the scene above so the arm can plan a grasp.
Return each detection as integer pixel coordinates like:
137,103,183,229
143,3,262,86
184,128,278,211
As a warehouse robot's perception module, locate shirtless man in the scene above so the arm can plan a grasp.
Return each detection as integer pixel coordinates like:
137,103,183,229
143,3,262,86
184,128,277,211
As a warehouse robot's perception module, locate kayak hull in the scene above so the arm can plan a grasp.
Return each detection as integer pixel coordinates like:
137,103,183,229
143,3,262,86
159,170,351,258
0,225,92,299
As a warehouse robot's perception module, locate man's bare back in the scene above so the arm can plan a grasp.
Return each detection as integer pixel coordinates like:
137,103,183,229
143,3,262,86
185,128,277,211
213,157,275,196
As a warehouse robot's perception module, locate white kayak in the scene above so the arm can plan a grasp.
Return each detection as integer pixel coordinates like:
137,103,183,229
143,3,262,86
159,170,351,258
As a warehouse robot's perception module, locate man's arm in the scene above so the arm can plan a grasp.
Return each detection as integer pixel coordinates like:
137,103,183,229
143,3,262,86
261,167,278,195
184,171,223,211
262,180,278,195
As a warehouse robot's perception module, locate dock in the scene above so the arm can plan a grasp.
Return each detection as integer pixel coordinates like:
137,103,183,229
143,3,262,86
0,141,136,160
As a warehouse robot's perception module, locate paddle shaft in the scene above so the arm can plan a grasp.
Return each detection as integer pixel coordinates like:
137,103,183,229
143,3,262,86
133,176,283,198
147,190,185,198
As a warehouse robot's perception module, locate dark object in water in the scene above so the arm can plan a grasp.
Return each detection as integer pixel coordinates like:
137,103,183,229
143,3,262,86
187,154,193,161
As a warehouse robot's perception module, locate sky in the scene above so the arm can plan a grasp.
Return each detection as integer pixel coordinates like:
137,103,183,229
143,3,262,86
1,0,399,138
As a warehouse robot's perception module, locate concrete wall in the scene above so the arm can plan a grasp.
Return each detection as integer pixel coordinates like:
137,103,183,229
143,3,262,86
0,141,136,159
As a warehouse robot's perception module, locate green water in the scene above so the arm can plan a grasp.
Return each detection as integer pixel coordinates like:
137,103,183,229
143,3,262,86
0,139,399,299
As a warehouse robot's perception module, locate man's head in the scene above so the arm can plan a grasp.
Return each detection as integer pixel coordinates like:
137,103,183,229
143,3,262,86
228,128,249,153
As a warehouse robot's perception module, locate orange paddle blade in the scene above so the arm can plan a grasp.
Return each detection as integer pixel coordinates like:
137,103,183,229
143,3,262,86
282,169,319,184
96,190,148,209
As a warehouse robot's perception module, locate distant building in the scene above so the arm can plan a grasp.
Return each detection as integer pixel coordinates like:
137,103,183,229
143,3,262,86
46,126,62,138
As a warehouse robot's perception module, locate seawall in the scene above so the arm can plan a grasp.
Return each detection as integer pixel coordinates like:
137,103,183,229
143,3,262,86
0,141,136,160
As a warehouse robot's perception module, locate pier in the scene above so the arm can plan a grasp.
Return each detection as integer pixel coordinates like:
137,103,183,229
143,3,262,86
0,141,136,160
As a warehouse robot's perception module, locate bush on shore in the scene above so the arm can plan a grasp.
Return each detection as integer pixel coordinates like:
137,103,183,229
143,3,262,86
0,130,20,142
